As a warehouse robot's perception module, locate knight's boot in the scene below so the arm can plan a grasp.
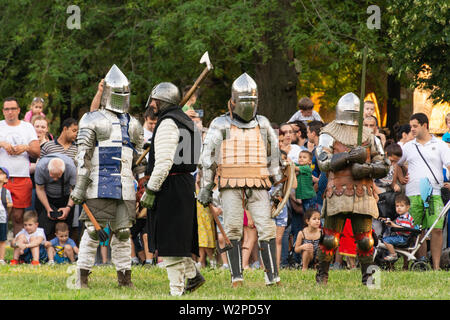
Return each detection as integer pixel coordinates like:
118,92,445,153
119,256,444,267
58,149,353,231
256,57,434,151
361,263,375,286
117,270,134,288
259,238,280,286
185,268,206,293
78,269,90,289
226,239,244,287
315,261,330,285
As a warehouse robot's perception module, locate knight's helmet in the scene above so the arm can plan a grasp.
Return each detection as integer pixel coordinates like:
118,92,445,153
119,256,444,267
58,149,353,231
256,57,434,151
101,64,130,114
231,73,258,122
335,92,360,126
146,82,181,113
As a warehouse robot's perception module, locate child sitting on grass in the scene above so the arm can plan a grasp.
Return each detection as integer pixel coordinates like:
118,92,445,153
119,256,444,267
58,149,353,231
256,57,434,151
0,167,13,265
10,210,47,265
381,194,416,262
45,222,78,264
294,208,321,271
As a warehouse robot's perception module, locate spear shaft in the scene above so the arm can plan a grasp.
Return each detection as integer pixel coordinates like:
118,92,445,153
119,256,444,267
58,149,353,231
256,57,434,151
357,46,368,146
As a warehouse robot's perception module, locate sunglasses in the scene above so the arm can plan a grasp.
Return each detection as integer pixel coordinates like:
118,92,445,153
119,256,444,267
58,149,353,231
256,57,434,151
32,97,45,103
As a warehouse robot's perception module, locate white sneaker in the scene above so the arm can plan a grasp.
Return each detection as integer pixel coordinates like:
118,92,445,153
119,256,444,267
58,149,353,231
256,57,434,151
0,260,6,265
48,260,55,266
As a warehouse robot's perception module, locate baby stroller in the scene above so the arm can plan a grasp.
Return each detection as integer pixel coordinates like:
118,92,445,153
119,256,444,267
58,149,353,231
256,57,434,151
374,199,450,271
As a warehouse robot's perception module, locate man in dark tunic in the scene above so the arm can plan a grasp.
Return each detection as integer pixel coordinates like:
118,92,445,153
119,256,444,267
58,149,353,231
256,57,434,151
140,82,204,296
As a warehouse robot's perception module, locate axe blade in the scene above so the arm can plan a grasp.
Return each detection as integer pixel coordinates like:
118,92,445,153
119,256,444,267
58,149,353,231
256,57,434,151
200,51,213,70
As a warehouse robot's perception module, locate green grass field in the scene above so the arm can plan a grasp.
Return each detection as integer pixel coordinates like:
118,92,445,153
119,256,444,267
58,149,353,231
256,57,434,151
0,261,449,300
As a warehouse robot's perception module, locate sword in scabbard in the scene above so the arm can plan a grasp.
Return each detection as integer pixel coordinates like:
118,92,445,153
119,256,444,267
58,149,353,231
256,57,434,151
357,46,368,146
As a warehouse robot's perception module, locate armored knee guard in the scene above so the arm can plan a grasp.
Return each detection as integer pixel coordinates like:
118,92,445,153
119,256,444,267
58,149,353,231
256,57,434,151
226,239,243,284
355,231,375,257
259,238,280,285
115,228,131,241
319,228,340,256
86,225,99,241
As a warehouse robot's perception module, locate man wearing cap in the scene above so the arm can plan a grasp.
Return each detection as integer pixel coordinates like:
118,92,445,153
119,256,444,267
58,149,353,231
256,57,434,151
0,97,40,235
140,82,204,296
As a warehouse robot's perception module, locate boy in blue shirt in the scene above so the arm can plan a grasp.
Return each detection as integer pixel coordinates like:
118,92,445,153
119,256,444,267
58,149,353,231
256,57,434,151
45,222,78,264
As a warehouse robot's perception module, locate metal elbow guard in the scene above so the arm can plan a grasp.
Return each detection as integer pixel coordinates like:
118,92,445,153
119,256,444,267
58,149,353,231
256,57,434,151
329,153,350,172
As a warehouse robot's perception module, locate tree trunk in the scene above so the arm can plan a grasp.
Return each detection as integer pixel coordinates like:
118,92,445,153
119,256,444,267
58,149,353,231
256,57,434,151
255,49,298,125
254,1,298,125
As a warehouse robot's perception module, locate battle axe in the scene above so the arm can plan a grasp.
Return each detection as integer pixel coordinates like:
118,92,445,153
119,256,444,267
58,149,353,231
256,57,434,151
136,51,213,165
82,203,110,245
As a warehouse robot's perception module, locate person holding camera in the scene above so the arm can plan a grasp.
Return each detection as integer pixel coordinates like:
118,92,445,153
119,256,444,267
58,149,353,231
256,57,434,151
35,153,77,241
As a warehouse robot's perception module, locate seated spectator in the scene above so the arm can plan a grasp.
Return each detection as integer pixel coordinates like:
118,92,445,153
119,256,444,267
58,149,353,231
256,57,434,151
24,97,46,123
40,117,78,162
10,210,47,265
34,154,76,240
0,167,13,265
45,222,78,264
381,194,416,262
294,208,321,271
288,97,323,126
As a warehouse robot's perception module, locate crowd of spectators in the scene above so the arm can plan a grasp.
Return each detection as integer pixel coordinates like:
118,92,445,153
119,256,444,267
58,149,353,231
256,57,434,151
0,93,449,273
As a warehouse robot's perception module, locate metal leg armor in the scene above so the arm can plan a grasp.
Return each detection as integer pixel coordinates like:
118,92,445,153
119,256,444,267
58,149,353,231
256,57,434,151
259,238,280,285
226,239,244,285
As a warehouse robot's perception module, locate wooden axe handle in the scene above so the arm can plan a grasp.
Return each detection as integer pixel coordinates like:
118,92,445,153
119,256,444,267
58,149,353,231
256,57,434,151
179,66,210,106
136,148,149,165
212,211,231,246
137,67,211,166
82,203,102,231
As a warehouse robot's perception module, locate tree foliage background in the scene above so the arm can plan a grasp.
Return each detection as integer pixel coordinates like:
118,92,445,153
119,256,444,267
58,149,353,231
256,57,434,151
0,0,448,132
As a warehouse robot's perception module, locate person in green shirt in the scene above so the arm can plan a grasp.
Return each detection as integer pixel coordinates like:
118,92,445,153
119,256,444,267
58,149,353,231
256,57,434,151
295,150,316,211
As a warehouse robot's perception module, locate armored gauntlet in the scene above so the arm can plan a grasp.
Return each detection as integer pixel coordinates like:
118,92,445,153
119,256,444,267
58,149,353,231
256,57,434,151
70,176,92,204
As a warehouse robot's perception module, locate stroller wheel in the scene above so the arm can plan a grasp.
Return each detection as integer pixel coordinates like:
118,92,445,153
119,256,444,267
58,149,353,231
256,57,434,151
409,261,431,271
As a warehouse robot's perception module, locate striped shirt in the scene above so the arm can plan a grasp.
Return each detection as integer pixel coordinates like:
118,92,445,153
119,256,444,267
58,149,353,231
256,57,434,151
394,212,415,237
40,138,78,162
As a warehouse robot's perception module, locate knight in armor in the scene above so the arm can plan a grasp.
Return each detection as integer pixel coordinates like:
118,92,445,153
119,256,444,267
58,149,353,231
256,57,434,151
315,92,390,285
197,73,284,287
139,82,205,296
70,65,146,288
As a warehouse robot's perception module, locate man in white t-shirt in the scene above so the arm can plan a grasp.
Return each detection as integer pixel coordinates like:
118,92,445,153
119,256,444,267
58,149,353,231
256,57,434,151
396,113,450,270
288,97,323,126
0,97,40,235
